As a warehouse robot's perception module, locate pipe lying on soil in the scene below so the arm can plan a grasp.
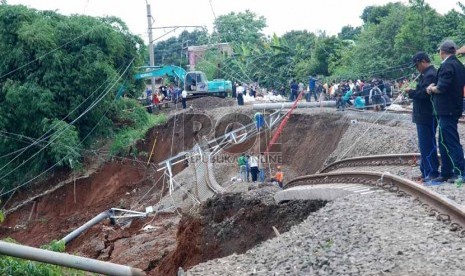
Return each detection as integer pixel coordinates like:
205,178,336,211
252,101,336,110
61,211,110,244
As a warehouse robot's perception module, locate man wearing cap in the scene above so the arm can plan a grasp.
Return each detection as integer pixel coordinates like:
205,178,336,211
405,52,439,182
426,39,465,183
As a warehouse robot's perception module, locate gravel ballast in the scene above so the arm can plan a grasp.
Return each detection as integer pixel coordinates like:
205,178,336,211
187,190,465,275
164,107,465,275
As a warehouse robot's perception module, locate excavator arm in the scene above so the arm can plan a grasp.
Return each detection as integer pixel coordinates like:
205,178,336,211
134,65,186,87
135,65,230,97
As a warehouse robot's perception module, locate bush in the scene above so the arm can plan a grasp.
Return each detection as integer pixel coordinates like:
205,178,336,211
109,102,167,156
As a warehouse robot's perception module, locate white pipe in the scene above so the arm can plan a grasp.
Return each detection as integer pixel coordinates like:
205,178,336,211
252,101,336,110
0,241,146,276
61,211,110,244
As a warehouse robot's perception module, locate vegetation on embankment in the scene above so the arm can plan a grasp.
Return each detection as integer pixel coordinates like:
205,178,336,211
0,4,147,194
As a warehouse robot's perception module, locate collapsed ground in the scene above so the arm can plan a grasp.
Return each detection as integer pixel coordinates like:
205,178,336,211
0,99,429,275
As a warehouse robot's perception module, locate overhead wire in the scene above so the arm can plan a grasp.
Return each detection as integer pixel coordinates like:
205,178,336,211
0,61,128,174
0,28,95,81
0,25,126,167
0,72,126,182
0,58,135,187
0,64,141,199
0,129,154,169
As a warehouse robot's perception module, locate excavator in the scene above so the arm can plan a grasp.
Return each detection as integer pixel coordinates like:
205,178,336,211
134,65,232,98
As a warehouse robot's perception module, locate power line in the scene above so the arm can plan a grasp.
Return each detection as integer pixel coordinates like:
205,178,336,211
0,28,95,81
0,60,142,198
0,59,135,183
0,62,128,175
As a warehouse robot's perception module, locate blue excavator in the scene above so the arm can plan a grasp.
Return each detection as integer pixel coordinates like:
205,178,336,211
134,65,232,98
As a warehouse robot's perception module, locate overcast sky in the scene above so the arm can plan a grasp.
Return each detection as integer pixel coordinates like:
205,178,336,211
7,0,463,44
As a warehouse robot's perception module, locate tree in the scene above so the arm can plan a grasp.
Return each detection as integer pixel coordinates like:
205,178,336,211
337,3,410,80
154,29,209,66
429,10,465,50
360,3,403,25
394,0,437,57
308,35,342,76
214,10,267,45
338,25,362,40
0,5,145,193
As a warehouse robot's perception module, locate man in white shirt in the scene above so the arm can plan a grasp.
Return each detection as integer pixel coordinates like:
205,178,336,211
248,152,259,182
236,83,245,105
181,90,187,109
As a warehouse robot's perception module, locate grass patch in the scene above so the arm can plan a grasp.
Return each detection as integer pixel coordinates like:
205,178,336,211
110,113,167,157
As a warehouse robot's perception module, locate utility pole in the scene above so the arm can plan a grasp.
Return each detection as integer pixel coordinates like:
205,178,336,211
146,1,156,93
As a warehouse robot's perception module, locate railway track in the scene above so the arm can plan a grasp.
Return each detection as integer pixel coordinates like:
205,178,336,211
320,153,420,174
286,153,465,238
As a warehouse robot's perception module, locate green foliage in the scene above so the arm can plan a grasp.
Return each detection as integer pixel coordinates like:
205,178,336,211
338,25,362,40
394,0,440,58
154,29,209,66
214,10,267,44
110,102,167,156
0,5,145,193
111,98,150,129
360,3,403,24
43,119,81,168
0,239,83,275
196,49,227,80
337,4,411,79
308,36,343,77
40,240,66,252
0,201,4,223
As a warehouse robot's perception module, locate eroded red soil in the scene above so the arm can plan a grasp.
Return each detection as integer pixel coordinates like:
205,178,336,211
0,111,348,275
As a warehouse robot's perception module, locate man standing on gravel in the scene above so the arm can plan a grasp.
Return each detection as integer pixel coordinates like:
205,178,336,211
405,52,439,182
426,40,465,184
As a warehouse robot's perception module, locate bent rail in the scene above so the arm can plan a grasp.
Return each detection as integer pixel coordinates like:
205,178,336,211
320,153,421,173
287,171,465,238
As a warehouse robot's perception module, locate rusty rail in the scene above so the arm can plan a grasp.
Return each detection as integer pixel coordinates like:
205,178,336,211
320,153,421,173
287,171,465,238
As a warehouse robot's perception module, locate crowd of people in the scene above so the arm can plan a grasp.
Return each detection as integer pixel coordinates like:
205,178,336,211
231,75,405,112
143,83,188,112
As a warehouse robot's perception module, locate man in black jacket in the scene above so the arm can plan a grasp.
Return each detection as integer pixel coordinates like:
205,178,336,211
427,40,465,183
405,52,439,182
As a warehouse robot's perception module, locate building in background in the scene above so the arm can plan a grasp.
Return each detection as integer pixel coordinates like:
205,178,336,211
187,43,232,70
